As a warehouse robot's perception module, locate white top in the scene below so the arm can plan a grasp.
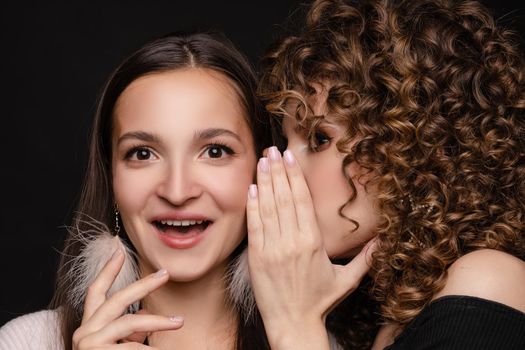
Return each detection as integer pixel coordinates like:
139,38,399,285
0,309,343,350
0,310,63,350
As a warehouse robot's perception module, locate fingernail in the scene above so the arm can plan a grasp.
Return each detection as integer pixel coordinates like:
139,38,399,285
110,248,122,260
258,157,269,173
168,315,184,323
268,146,281,161
154,268,168,278
248,184,258,199
283,150,296,166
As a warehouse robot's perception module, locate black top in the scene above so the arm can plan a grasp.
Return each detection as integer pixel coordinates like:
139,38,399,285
385,295,525,350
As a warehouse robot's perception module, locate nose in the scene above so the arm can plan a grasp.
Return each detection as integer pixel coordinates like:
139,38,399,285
155,159,203,206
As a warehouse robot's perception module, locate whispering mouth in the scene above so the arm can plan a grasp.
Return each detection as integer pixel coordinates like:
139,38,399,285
154,220,212,234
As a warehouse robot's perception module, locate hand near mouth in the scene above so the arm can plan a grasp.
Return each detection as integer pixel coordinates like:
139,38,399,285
246,148,377,350
72,249,183,349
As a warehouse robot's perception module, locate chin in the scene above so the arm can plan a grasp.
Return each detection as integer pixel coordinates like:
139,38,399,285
163,255,229,283
326,244,362,260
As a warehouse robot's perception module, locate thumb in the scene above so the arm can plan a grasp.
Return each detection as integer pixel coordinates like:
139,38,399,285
336,237,378,293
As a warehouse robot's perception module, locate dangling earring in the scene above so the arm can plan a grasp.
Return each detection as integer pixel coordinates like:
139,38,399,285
114,203,121,236
66,204,140,314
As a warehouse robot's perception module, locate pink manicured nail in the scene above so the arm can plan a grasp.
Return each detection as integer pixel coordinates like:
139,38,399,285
110,248,122,260
168,315,184,323
283,150,296,166
154,269,168,278
268,146,281,161
248,184,258,199
258,157,270,173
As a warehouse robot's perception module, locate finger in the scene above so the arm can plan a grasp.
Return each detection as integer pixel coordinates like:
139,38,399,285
267,147,299,238
84,314,183,345
256,157,281,244
83,246,125,322
84,269,170,332
337,237,378,292
120,309,150,344
282,150,318,236
247,184,264,249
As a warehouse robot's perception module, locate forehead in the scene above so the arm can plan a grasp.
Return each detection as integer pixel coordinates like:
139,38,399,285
113,68,250,134
284,82,329,116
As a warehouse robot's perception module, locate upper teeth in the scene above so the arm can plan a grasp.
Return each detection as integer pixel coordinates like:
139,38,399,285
160,220,204,226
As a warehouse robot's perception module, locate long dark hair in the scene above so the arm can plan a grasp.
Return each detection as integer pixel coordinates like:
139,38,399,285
51,31,270,350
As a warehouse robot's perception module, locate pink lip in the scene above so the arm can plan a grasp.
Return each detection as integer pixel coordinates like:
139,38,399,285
156,228,207,249
151,212,210,222
151,212,212,250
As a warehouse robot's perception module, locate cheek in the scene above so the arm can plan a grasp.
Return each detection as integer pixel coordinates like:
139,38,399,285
113,166,154,219
299,153,352,215
203,160,255,211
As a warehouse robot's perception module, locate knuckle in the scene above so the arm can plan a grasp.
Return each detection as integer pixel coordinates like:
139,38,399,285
275,193,292,208
260,203,277,219
294,191,311,206
247,218,261,234
306,235,322,251
275,244,299,261
120,313,135,323
72,329,82,347
86,284,100,297
75,336,90,350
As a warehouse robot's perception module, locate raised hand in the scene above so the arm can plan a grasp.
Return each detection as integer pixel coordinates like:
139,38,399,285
72,249,183,349
246,147,376,350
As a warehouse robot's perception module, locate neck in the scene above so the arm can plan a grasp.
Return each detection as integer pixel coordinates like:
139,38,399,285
140,260,238,350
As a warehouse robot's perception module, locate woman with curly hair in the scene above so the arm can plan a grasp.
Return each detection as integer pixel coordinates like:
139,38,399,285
246,0,525,348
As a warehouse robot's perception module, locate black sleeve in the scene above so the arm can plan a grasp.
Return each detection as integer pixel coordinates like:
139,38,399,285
385,296,525,350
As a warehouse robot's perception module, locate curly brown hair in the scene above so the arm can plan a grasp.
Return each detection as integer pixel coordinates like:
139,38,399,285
258,0,525,347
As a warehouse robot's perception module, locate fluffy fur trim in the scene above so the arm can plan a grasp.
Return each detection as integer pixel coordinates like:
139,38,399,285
65,218,139,313
226,249,256,322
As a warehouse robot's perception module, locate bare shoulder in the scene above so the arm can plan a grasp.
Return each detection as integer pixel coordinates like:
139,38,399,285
433,249,525,312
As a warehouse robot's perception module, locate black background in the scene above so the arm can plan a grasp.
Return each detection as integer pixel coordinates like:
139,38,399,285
0,0,523,327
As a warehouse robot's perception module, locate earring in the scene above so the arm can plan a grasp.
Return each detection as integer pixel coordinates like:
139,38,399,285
401,194,434,215
66,205,139,314
114,204,121,236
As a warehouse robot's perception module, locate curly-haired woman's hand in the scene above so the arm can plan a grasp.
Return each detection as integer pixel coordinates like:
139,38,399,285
247,147,376,350
72,250,183,349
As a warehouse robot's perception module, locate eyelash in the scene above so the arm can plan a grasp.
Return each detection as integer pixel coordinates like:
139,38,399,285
122,142,236,161
124,145,155,161
202,142,236,159
308,129,332,152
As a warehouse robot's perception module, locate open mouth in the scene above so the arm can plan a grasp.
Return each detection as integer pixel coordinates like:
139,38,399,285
154,219,212,235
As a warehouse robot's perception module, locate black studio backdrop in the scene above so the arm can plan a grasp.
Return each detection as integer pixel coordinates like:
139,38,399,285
0,0,523,326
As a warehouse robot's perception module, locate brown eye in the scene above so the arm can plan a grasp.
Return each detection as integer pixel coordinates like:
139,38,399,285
202,144,235,159
124,147,157,161
310,131,332,152
207,146,224,158
136,149,152,160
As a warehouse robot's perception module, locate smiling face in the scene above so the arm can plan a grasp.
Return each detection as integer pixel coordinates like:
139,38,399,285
282,93,379,259
111,68,256,282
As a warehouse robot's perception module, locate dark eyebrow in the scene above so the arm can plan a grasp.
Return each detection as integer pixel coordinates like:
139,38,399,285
116,128,242,146
117,131,161,146
194,128,241,142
